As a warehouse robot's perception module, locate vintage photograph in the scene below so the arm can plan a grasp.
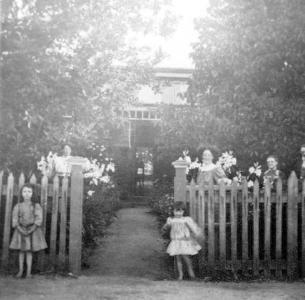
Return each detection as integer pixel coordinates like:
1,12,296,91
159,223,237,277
1,0,305,299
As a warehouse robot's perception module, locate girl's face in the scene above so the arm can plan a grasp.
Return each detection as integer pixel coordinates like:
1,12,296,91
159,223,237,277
173,208,184,218
22,187,33,201
202,150,213,164
267,157,278,170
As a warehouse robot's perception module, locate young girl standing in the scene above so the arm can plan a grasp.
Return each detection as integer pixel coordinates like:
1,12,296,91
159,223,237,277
162,201,202,280
9,184,47,278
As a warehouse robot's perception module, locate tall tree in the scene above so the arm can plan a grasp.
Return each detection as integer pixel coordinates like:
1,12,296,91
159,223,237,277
160,0,305,173
1,0,174,172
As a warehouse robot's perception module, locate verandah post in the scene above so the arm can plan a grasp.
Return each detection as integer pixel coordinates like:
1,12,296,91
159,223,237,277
172,159,189,204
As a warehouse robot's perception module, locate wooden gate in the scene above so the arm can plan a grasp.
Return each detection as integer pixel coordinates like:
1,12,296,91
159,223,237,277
0,164,84,275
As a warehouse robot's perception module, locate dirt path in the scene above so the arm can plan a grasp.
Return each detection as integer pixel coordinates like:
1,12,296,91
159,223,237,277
83,207,170,279
1,207,305,300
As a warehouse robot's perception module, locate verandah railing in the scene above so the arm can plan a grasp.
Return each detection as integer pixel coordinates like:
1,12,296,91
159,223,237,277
172,159,304,280
0,164,84,275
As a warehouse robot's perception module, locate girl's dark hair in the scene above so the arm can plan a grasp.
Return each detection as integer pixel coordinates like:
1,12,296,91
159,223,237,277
19,183,39,204
173,201,186,211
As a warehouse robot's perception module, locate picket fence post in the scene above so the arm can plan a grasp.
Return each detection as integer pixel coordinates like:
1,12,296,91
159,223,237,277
287,172,298,280
172,159,189,203
69,162,85,275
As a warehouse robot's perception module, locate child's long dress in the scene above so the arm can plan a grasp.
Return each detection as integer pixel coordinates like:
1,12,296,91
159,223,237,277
9,202,48,252
165,216,201,256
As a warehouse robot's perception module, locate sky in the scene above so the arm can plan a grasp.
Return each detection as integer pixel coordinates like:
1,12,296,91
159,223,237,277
155,0,209,69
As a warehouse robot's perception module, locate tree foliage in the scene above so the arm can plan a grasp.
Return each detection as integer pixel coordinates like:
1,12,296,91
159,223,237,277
160,0,305,174
1,0,173,173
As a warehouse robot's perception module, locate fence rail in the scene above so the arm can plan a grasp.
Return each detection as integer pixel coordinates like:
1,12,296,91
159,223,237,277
172,159,304,279
0,165,83,275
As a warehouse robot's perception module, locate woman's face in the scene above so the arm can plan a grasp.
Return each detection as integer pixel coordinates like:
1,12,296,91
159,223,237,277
202,150,213,164
22,187,33,201
63,145,71,156
267,157,278,170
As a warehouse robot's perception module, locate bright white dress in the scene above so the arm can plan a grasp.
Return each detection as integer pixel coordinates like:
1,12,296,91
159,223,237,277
164,216,202,256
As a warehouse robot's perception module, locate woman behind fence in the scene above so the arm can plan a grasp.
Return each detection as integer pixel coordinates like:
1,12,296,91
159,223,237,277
9,183,47,278
263,155,285,189
197,149,230,185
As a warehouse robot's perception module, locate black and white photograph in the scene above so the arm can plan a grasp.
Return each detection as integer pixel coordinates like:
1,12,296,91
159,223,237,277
1,0,305,299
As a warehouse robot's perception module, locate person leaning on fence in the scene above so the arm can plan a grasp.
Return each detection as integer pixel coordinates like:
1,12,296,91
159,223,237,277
9,183,47,278
197,149,230,185
263,155,285,190
162,201,203,280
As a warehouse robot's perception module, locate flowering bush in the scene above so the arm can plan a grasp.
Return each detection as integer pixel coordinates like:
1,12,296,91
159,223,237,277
37,152,58,177
149,176,174,223
181,150,200,182
216,151,241,181
247,162,263,188
37,143,116,199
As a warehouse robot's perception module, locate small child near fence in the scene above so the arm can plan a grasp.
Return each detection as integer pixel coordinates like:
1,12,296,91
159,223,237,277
162,201,203,280
9,183,47,278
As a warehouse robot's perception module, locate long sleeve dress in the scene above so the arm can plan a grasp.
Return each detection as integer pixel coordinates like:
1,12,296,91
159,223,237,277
9,202,48,252
163,216,202,256
197,163,226,186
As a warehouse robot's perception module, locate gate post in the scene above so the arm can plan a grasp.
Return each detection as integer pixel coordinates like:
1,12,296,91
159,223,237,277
69,160,85,275
172,159,189,203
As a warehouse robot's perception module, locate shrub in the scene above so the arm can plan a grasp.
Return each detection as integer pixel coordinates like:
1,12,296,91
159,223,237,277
149,177,174,223
82,185,119,267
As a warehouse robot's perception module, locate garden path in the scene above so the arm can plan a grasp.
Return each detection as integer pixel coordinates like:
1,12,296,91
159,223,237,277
2,207,305,299
83,207,171,279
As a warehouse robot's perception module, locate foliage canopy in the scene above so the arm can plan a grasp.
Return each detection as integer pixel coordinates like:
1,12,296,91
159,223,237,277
160,0,305,175
1,0,173,173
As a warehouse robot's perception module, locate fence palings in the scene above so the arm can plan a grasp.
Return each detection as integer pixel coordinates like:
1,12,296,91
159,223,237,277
230,182,237,274
190,179,196,221
276,178,283,278
59,176,68,269
219,181,226,268
184,174,305,278
302,179,305,277
208,180,215,268
0,171,81,274
0,171,3,227
242,180,249,273
38,175,48,271
287,172,298,280
1,173,14,269
264,179,271,278
50,175,59,266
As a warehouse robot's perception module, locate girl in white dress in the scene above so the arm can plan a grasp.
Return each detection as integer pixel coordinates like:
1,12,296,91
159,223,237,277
162,201,202,280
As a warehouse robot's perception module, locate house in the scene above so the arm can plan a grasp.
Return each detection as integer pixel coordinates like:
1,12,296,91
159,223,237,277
114,68,193,149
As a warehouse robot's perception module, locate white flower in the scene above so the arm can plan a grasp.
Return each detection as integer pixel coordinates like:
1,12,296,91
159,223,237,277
248,181,254,188
87,190,95,196
231,158,237,165
249,167,255,174
91,178,98,185
184,155,191,164
255,169,262,177
100,175,110,183
106,162,115,173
